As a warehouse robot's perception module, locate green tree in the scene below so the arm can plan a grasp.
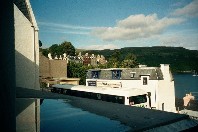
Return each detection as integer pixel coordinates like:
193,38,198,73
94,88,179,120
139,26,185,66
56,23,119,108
49,44,60,58
107,58,120,68
111,50,121,61
60,41,75,56
41,48,49,58
39,40,42,47
67,62,87,85
120,53,139,68
107,50,121,68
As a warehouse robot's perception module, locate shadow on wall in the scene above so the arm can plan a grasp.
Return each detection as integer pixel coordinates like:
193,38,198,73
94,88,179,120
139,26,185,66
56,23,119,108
15,50,39,90
15,99,35,117
15,50,40,131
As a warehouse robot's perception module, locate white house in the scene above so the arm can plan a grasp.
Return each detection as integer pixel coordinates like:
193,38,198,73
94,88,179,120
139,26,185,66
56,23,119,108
86,64,176,112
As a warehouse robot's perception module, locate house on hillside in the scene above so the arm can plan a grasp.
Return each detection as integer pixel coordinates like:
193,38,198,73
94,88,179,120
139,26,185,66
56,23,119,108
86,64,176,112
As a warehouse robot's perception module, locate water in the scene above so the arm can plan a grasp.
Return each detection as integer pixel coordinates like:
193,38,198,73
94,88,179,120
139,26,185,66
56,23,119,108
174,73,198,99
41,99,130,132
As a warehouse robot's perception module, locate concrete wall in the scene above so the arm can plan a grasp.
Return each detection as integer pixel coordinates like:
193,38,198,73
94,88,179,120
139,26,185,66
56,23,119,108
39,54,50,77
59,78,80,85
40,54,67,78
50,60,67,78
158,80,175,112
14,4,39,90
14,1,40,132
156,64,175,112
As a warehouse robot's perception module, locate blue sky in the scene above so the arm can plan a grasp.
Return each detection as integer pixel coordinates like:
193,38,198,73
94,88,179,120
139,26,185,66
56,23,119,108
30,0,198,50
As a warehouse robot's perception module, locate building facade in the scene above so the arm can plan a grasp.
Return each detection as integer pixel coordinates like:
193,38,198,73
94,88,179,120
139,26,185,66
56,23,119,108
14,0,40,131
86,64,176,112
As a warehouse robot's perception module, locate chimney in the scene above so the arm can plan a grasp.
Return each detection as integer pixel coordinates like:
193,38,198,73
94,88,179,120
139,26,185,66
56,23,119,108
160,64,171,80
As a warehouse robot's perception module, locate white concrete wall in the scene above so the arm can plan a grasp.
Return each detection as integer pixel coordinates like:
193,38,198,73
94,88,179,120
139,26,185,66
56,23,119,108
14,4,39,90
16,99,36,132
14,2,40,132
157,64,176,112
158,79,175,112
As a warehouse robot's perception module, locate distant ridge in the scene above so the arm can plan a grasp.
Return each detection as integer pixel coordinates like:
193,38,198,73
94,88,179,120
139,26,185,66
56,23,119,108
78,46,198,72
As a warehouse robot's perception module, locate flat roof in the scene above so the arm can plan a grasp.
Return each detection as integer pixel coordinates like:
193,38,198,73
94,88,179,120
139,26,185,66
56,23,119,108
52,84,147,97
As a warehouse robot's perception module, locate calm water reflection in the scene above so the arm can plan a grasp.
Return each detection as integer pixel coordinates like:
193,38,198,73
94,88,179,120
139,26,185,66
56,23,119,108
174,73,198,99
41,99,130,132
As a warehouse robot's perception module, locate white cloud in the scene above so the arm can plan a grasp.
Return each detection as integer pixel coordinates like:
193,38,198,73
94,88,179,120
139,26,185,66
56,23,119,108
39,21,94,30
92,14,184,41
158,32,198,50
38,21,94,35
40,28,89,35
171,0,198,17
80,44,120,50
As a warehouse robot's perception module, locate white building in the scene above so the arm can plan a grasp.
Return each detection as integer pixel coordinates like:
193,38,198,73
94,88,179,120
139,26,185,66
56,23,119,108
14,0,40,131
86,64,176,112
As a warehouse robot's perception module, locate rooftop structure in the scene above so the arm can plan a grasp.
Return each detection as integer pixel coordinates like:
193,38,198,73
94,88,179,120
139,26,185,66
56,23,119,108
86,64,176,112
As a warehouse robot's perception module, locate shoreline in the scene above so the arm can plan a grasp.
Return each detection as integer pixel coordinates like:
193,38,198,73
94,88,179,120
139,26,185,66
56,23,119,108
175,98,198,111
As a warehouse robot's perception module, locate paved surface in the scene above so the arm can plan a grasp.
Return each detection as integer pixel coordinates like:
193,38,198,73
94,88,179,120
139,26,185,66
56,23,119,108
17,87,197,131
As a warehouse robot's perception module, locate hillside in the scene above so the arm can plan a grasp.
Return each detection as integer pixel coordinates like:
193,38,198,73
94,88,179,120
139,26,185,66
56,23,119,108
79,46,198,72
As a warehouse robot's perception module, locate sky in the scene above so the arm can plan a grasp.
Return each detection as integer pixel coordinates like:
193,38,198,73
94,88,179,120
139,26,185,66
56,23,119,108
30,0,198,50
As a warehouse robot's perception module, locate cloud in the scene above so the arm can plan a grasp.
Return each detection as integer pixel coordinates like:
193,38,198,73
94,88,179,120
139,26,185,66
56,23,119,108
159,32,198,50
80,44,120,50
91,14,184,41
38,21,94,35
40,28,89,35
39,21,94,30
171,0,198,17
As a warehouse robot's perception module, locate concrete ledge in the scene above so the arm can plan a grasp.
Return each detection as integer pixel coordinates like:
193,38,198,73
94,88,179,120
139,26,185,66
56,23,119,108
16,87,197,131
68,96,194,131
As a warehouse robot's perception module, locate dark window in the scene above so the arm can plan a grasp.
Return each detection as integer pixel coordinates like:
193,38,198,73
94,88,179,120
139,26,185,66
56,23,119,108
91,71,99,79
129,95,147,105
112,70,121,79
143,77,147,85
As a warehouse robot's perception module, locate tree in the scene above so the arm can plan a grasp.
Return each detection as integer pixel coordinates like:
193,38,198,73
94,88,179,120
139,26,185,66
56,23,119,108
107,50,121,68
39,40,42,47
67,62,87,85
41,48,49,58
120,53,139,68
60,41,75,56
107,57,120,68
49,44,60,58
111,50,121,61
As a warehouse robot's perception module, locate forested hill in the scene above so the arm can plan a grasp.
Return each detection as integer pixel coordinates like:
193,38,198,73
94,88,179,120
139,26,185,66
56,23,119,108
79,46,198,72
